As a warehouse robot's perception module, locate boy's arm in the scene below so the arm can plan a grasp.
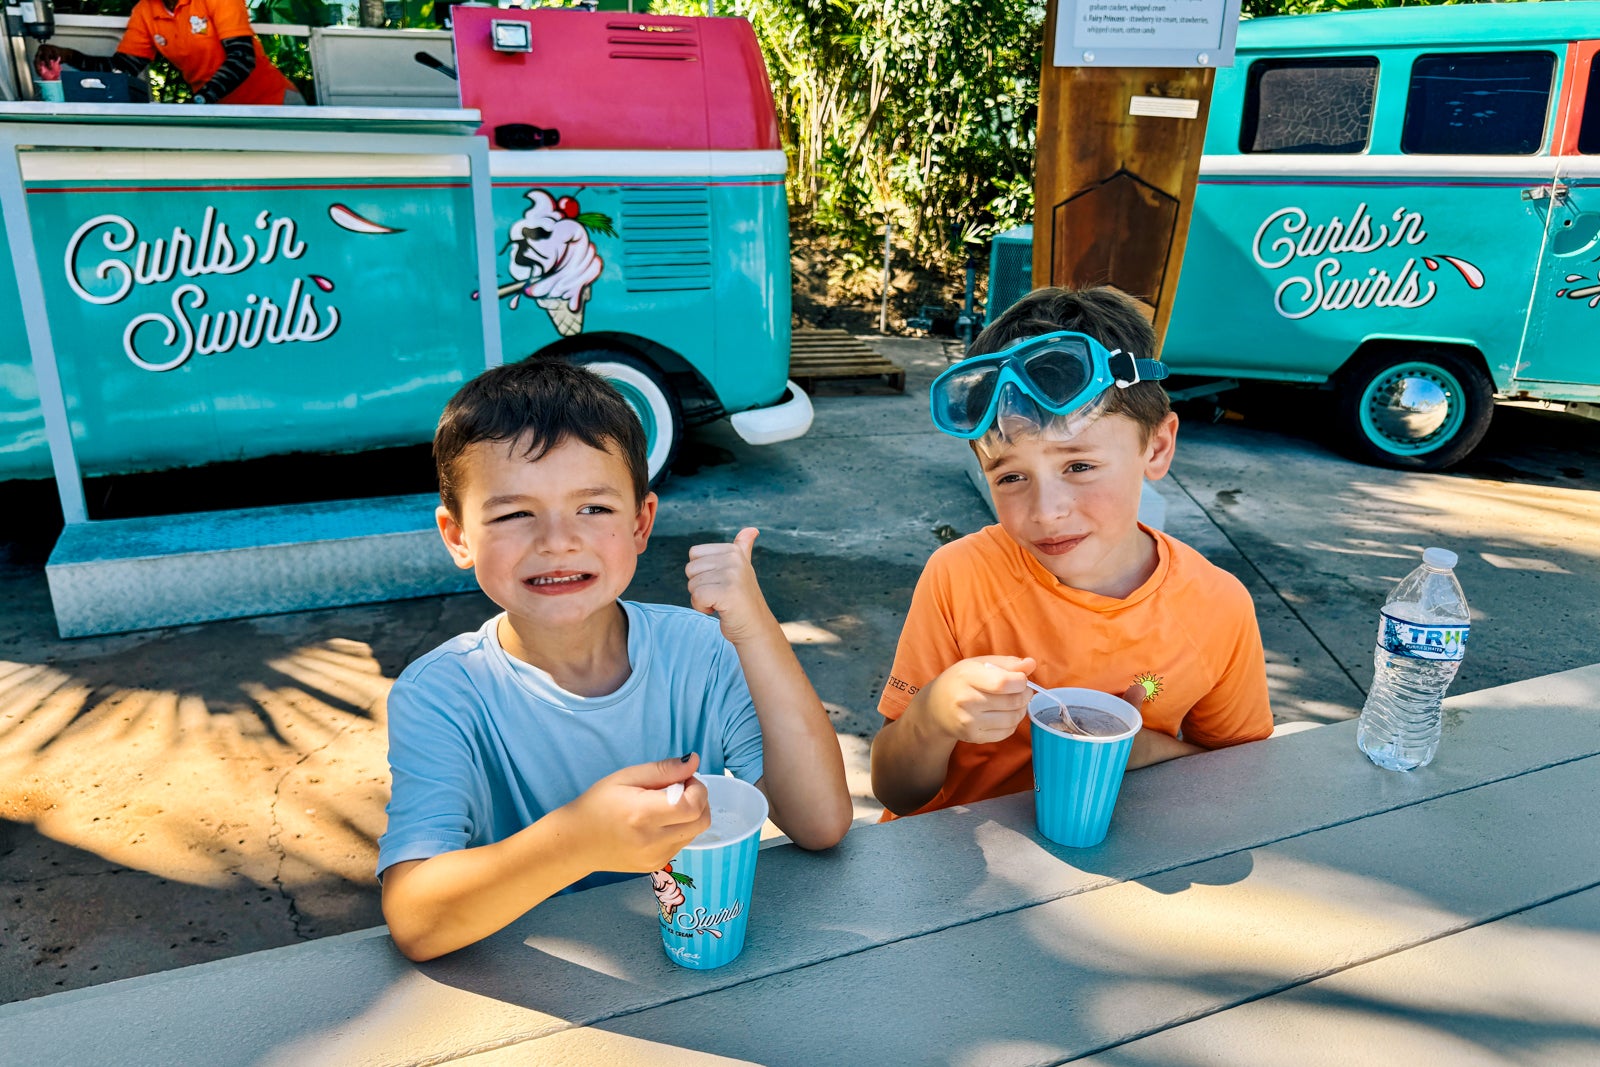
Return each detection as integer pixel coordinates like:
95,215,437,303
1115,683,1205,769
1128,731,1206,768
687,528,852,851
870,655,1036,815
382,755,709,961
1175,584,1275,750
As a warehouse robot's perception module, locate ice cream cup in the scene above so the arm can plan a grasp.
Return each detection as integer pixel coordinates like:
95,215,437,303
1029,687,1141,848
649,773,767,970
36,80,64,103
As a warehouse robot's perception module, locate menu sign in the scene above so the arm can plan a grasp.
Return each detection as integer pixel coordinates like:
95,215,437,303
1053,0,1241,68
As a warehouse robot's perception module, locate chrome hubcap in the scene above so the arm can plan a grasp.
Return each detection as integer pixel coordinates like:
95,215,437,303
1369,373,1451,443
1358,360,1468,457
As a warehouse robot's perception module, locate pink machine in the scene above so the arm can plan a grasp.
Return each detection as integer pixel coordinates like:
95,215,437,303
451,6,781,153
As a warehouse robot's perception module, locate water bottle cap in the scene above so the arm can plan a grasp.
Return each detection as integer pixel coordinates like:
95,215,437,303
1423,547,1458,570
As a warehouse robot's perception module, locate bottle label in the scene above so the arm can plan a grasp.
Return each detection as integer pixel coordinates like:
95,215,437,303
1378,611,1468,661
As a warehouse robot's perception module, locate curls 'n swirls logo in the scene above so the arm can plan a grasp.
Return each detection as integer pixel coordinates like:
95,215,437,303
61,202,417,373
1251,202,1482,321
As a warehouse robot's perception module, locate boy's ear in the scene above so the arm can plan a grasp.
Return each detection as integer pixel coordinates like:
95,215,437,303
436,505,475,570
1142,412,1180,481
632,491,659,555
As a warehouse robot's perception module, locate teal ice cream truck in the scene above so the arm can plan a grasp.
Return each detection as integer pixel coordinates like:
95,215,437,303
1162,3,1600,469
989,4,1600,470
1,6,806,494
0,6,807,635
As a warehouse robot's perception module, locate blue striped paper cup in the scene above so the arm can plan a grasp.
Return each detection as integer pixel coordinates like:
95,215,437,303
651,773,768,970
1029,688,1141,848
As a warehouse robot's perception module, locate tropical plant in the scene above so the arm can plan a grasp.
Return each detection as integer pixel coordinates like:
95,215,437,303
651,0,1043,271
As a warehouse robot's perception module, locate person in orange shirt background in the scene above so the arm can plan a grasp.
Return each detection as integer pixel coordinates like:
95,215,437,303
36,0,301,106
870,285,1274,821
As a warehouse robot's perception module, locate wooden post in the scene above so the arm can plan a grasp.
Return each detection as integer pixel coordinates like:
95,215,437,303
1033,1,1215,354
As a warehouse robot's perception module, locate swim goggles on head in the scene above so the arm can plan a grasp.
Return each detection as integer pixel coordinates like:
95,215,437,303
929,330,1170,440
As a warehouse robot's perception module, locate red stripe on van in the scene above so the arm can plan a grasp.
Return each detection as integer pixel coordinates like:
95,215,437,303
26,182,469,195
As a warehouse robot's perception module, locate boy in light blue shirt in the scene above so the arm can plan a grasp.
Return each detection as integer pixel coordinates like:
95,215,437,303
378,360,851,961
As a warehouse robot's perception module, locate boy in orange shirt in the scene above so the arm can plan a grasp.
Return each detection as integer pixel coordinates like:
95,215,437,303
871,286,1273,819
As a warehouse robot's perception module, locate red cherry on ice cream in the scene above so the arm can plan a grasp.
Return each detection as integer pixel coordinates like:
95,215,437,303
556,196,580,219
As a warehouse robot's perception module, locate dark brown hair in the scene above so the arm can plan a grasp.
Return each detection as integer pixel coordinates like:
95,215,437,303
970,285,1172,441
434,359,648,517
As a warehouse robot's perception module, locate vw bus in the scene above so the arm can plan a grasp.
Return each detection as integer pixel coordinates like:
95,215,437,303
1161,3,1600,469
0,6,805,495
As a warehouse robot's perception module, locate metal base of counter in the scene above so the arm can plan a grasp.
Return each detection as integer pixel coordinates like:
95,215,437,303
45,493,475,637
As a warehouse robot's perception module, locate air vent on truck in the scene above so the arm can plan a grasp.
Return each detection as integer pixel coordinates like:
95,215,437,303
606,20,700,61
621,187,712,292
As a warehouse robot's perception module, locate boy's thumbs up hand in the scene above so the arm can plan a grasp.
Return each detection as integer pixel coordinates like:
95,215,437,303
733,526,758,558
687,527,772,643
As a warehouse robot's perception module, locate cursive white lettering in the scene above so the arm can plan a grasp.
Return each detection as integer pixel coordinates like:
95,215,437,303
1256,203,1447,321
123,281,340,373
65,206,341,371
255,210,305,265
1272,256,1438,321
65,214,138,306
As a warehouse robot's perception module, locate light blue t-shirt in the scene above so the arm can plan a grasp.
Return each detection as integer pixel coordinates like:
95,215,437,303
377,601,765,891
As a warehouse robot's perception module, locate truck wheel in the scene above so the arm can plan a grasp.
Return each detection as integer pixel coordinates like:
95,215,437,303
1335,350,1494,471
574,352,683,488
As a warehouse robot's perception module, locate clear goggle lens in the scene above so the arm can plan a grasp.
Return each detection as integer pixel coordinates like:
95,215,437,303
932,339,1099,437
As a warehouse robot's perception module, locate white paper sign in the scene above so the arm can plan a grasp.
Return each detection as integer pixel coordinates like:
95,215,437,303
1054,0,1241,68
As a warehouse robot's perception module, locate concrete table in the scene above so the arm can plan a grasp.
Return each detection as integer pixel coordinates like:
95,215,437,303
3,665,1597,1066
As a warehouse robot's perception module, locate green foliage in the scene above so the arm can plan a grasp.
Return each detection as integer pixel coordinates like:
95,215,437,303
654,0,1043,270
253,0,337,25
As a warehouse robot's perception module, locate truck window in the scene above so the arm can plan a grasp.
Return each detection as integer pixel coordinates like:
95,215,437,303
1580,59,1600,154
1241,57,1378,154
1402,51,1555,156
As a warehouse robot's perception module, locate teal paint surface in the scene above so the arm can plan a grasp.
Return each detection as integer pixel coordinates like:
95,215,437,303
486,175,790,413
1524,170,1600,386
13,176,480,481
2,162,792,483
1165,177,1545,389
0,209,50,479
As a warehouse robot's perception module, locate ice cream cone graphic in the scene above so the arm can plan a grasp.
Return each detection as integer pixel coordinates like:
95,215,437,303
650,864,692,924
501,190,613,336
538,286,591,337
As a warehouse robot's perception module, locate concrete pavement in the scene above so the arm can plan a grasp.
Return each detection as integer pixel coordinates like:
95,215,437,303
2,337,1597,1004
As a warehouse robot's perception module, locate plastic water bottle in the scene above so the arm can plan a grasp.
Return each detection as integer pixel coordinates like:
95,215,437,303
1356,547,1470,771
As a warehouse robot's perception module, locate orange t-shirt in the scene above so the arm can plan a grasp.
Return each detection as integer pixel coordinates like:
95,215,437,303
878,524,1273,819
119,0,294,105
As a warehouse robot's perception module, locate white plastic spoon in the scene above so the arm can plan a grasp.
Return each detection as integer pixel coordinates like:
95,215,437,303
1026,681,1087,736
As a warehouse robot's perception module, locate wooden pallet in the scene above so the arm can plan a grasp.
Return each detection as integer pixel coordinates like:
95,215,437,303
789,328,906,393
